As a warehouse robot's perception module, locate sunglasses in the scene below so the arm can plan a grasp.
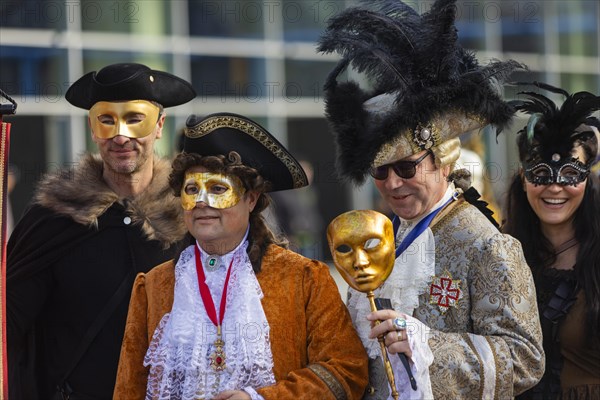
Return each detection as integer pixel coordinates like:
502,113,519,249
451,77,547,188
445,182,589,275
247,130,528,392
370,151,432,180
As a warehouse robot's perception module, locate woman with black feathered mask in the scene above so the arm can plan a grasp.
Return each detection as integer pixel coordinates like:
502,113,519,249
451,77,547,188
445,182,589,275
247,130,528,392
504,82,600,400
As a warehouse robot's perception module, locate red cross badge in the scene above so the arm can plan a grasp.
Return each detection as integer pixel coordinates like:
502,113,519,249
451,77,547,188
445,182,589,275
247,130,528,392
429,270,463,313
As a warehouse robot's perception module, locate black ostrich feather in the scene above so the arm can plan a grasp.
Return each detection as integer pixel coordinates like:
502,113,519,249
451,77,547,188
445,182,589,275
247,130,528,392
318,7,421,91
509,82,600,165
419,0,461,81
318,0,462,93
318,0,525,182
463,59,524,85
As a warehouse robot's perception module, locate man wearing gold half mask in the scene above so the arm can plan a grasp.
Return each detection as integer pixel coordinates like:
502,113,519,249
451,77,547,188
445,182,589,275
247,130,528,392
7,63,195,400
319,0,543,398
113,112,368,400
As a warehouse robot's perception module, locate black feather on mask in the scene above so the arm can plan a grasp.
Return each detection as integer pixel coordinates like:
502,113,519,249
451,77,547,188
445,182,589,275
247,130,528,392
318,0,526,184
509,81,600,169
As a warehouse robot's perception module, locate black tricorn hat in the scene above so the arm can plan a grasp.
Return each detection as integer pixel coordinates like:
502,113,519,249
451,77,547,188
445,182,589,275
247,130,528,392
65,63,196,110
183,112,309,192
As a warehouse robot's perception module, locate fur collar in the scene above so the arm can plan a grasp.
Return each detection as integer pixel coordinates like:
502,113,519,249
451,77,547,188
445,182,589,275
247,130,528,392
34,153,186,248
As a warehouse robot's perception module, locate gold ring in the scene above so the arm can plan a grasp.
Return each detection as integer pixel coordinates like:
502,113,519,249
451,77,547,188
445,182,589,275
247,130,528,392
397,330,403,341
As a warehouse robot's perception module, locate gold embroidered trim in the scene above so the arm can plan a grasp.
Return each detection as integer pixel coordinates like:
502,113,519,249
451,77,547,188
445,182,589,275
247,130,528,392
0,122,6,203
485,336,500,400
0,121,8,397
185,115,307,188
431,197,469,235
372,111,487,167
308,363,347,400
463,333,485,400
372,132,416,168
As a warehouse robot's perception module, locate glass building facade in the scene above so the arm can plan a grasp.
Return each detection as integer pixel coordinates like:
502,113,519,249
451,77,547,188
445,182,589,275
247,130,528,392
1,0,599,259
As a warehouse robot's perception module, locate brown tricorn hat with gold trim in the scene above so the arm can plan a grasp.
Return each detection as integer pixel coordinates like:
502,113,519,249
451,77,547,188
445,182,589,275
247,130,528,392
183,112,308,192
318,0,525,184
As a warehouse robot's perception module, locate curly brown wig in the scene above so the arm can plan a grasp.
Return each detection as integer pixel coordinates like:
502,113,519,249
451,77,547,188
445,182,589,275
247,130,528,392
169,151,288,272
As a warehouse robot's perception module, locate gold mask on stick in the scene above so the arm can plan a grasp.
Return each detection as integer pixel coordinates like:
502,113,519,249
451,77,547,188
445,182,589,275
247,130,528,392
327,209,400,400
327,210,395,292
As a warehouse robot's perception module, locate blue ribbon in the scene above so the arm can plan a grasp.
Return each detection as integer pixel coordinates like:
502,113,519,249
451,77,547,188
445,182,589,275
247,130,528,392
392,194,457,258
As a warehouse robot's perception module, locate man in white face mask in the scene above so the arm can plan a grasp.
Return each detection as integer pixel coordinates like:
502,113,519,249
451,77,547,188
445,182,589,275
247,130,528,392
7,63,195,400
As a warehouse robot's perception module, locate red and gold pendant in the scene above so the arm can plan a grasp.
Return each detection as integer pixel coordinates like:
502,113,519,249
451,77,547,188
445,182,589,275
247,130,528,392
209,335,226,371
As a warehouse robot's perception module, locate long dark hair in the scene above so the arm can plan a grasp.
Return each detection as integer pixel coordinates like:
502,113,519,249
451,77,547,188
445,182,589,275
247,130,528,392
503,173,600,344
505,82,600,344
169,151,288,273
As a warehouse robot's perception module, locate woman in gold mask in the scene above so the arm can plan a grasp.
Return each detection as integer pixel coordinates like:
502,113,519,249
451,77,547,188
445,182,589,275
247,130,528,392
113,112,368,400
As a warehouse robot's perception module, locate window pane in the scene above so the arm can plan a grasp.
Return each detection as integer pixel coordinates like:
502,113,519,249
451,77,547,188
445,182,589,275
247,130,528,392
560,73,600,93
0,47,67,100
501,1,544,53
1,0,65,29
188,1,263,38
80,0,171,34
281,0,343,42
81,50,173,73
557,1,599,56
191,56,266,100
284,60,338,100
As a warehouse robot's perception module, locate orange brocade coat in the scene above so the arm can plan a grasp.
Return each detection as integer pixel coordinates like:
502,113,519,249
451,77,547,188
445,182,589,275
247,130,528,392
113,244,369,399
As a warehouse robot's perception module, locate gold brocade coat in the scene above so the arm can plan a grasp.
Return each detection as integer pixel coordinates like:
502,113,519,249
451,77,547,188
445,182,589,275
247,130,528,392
113,244,369,400
353,200,545,399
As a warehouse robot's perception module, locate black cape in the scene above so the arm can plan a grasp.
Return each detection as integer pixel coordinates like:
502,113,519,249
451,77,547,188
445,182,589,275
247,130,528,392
7,155,185,399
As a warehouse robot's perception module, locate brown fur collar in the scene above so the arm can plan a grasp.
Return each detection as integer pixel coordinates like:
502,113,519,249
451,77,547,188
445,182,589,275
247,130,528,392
34,153,186,248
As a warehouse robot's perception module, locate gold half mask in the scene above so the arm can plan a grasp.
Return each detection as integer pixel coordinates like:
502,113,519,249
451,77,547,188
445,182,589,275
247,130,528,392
89,100,160,139
327,210,395,293
181,172,246,210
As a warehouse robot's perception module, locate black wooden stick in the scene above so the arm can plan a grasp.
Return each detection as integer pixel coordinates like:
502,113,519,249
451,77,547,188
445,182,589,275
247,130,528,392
374,298,418,391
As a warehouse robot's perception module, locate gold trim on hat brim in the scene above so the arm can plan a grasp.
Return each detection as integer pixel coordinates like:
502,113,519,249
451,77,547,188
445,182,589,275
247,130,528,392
185,115,307,189
372,111,487,167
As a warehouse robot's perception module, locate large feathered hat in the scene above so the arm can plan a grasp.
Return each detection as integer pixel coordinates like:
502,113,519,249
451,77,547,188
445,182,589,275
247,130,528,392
318,0,525,184
509,82,600,169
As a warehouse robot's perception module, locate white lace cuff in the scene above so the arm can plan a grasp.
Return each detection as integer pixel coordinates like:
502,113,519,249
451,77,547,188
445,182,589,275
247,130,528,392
389,316,434,400
244,386,265,400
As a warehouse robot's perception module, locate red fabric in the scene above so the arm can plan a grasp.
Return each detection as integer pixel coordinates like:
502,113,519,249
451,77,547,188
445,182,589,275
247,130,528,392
1,119,12,399
194,245,233,327
114,245,369,399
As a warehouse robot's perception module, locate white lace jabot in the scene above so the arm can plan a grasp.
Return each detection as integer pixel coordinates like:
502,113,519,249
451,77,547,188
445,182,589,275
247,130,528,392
349,184,455,358
348,185,456,399
144,240,275,399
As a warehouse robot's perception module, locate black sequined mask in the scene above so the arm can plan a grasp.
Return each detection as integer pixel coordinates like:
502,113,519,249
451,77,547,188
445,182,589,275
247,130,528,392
523,156,590,186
